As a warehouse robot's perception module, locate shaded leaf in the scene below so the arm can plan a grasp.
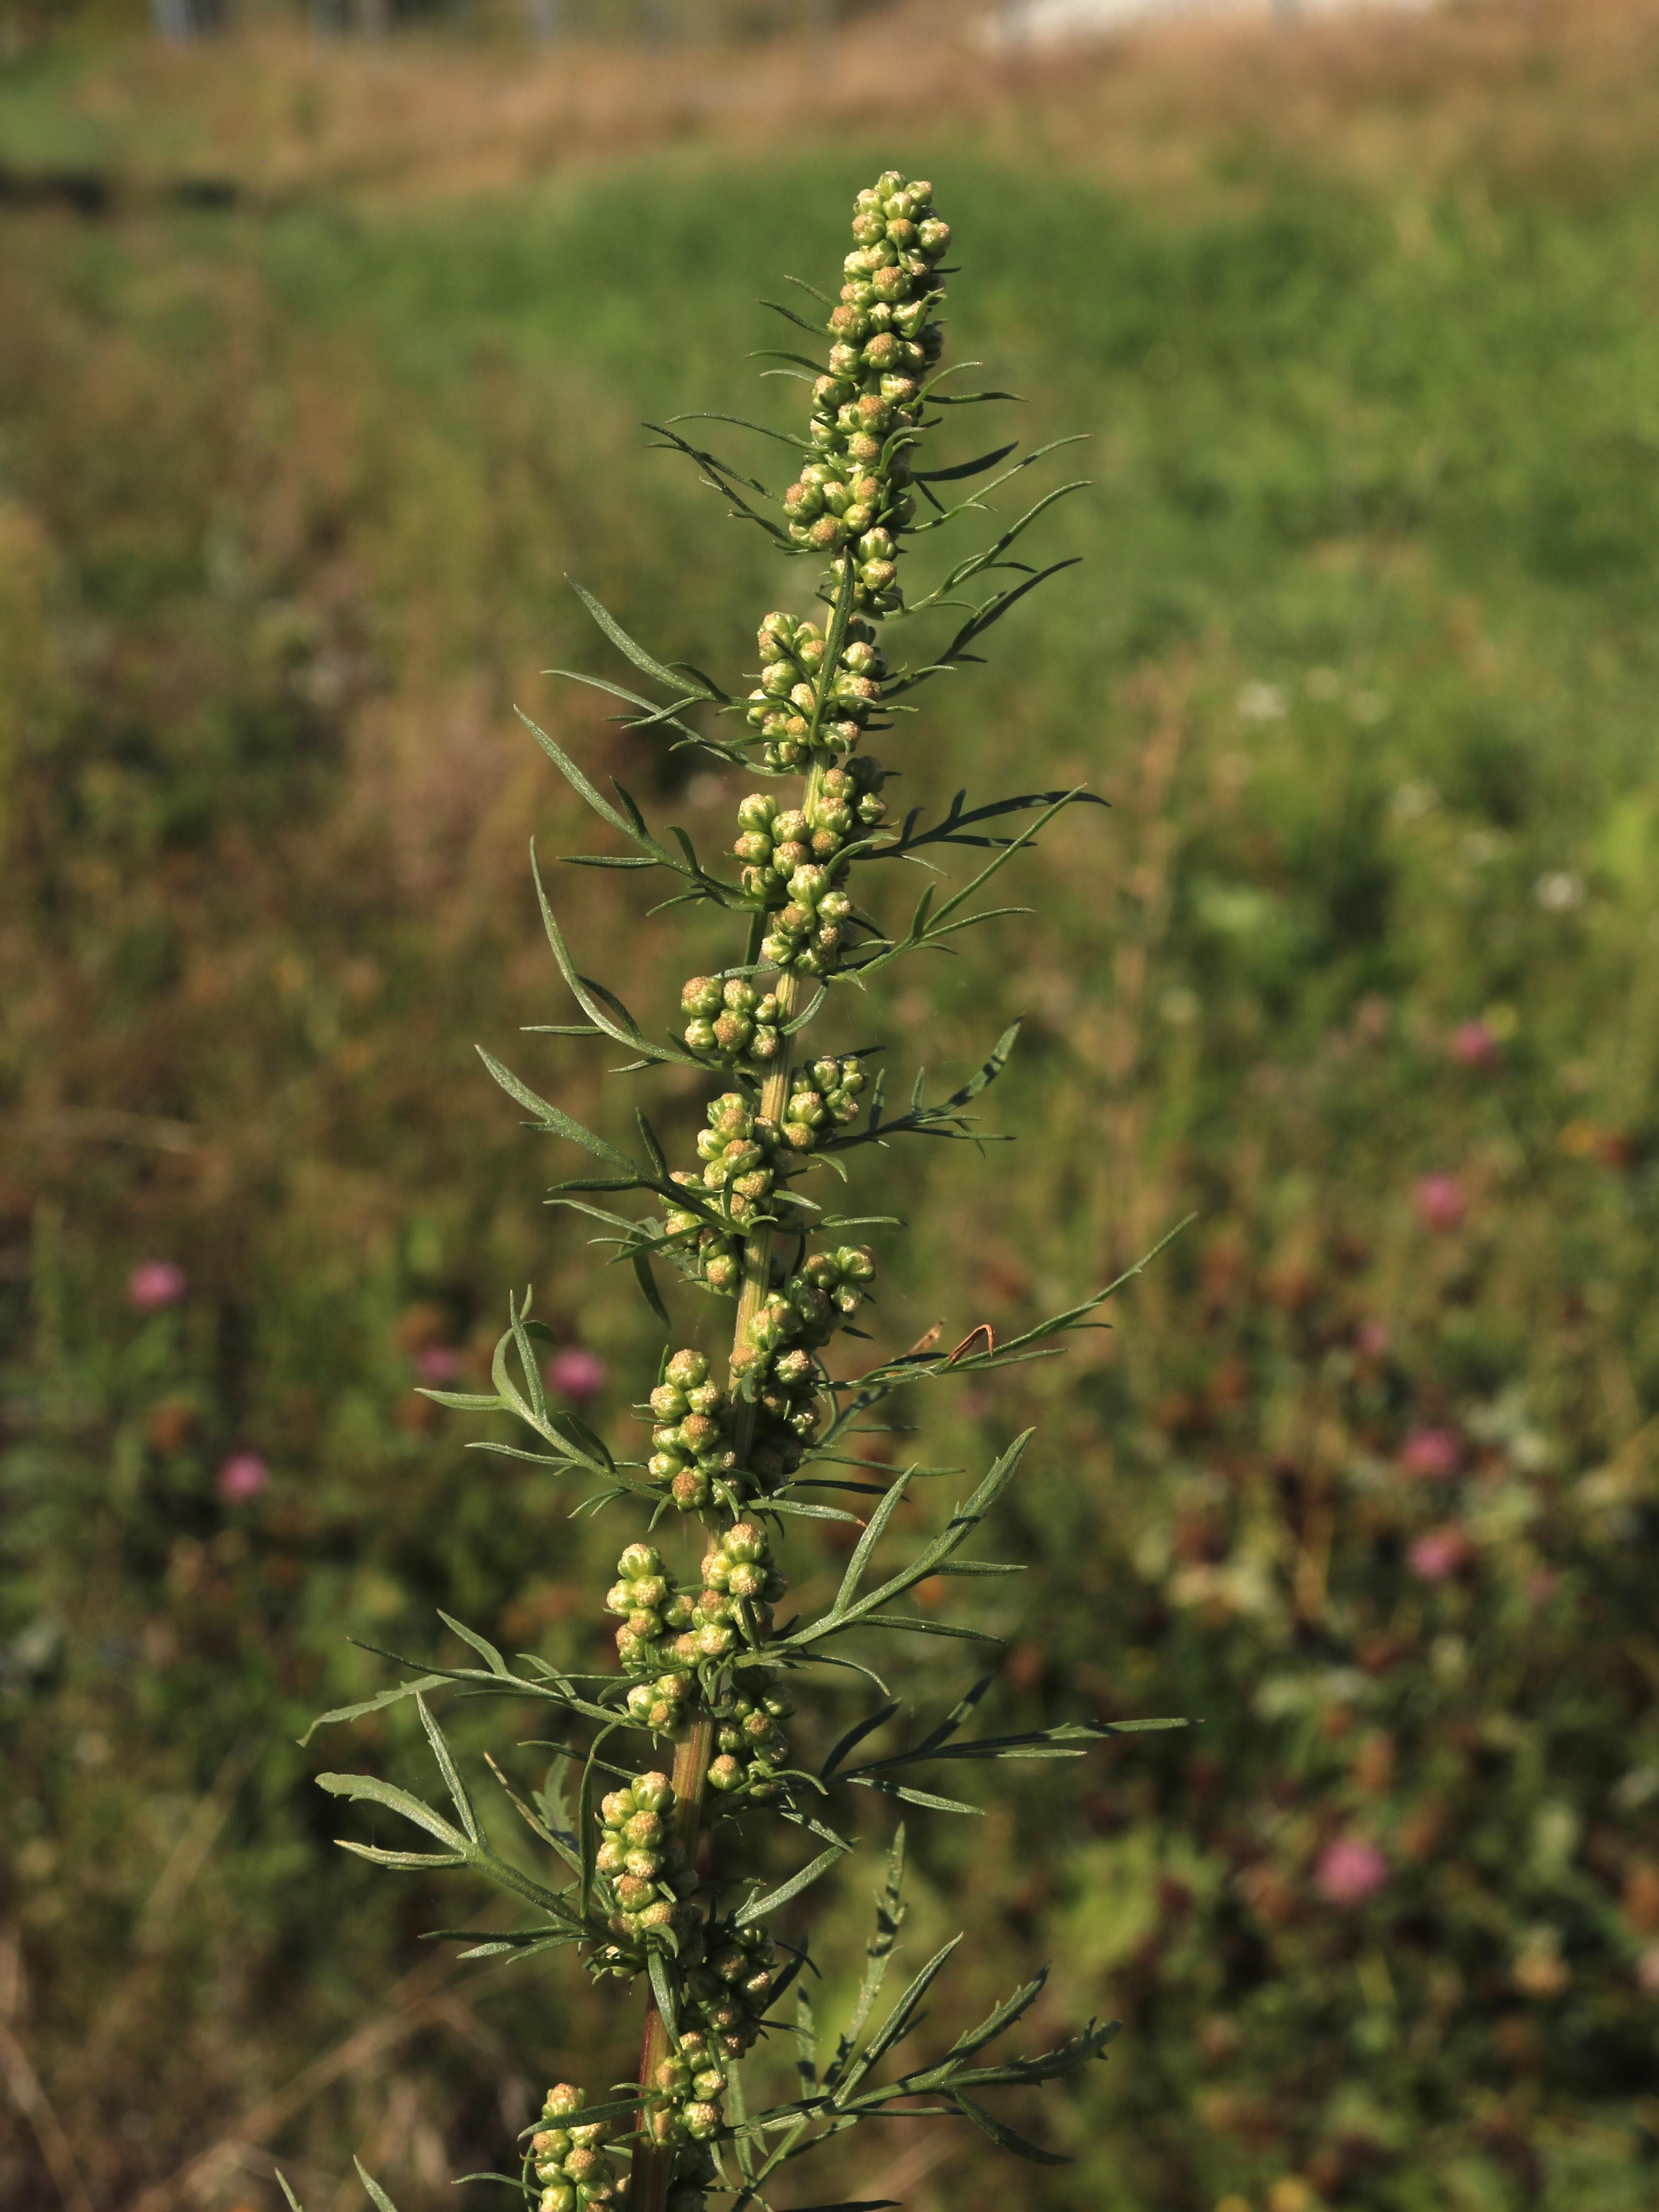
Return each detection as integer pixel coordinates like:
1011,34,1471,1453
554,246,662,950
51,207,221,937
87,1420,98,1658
736,1841,849,1927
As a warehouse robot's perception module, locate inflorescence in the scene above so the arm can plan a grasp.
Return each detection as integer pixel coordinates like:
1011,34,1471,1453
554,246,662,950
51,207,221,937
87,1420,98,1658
314,165,1141,2212
586,172,944,2206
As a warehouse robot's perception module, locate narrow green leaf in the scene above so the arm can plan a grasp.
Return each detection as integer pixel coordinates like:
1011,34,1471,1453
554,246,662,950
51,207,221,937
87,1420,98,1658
831,1470,912,1619
546,1406,615,1474
635,1109,668,1179
355,2159,404,2212
823,1827,906,2094
944,1971,1048,2063
927,794,1078,937
834,1936,962,2104
578,1723,621,1920
508,1291,550,1428
416,1693,479,1845
316,1772,469,1853
454,1933,577,1961
847,1614,1004,1644
727,2060,756,2183
516,707,635,839
946,2091,1068,2166
911,1673,996,1758
936,2017,1119,2093
761,295,829,337
632,1249,671,1327
649,1947,680,2046
735,1840,848,1928
980,1217,1195,1361
484,1753,582,1874
530,846,689,1061
465,1440,586,1470
820,1701,900,1782
850,1779,984,1816
571,579,719,699
665,407,807,453
336,1840,468,1871
929,1561,1026,1578
476,1049,643,1176
298,1674,448,1746
795,1981,819,2098
913,440,1018,484
437,1611,510,1678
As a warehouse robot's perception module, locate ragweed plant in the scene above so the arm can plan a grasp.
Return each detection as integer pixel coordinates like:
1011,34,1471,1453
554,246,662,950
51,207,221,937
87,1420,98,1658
300,172,1183,2212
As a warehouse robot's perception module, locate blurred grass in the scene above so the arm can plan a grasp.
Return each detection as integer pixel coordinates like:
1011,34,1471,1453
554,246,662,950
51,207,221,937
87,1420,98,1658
4,5,1659,2211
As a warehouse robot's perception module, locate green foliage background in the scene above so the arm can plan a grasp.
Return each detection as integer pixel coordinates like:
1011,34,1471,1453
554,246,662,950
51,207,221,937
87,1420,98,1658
3,13,1659,2212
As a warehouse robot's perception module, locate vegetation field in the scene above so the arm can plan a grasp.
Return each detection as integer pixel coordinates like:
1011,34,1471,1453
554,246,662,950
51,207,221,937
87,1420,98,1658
3,5,1659,2210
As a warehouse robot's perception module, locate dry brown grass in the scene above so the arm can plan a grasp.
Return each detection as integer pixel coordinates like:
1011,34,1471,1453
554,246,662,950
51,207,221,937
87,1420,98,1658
45,0,1659,212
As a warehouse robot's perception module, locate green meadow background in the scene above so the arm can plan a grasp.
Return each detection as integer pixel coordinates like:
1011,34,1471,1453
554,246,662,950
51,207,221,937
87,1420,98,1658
3,7,1659,2211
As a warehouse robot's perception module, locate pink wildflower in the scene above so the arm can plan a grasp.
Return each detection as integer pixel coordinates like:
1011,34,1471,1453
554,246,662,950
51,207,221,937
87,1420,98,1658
1448,1019,1500,1068
1401,1427,1462,1479
1316,1836,1389,1906
128,1260,187,1312
1355,1319,1390,1357
217,1452,269,1502
414,1344,464,1385
547,1345,607,1403
1408,1526,1470,1582
1415,1173,1467,1231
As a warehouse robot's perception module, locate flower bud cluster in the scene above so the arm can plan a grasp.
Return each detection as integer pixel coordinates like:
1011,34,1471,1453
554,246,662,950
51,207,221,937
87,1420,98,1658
676,1090,781,1230
646,2024,728,2147
758,859,856,979
780,1057,867,1151
744,616,896,774
662,1201,743,1298
689,1921,777,2058
645,1348,738,1513
732,1245,878,1483
597,1770,696,1948
605,1542,696,1678
646,1921,779,2150
680,973,784,1071
664,2158,716,2212
577,178,950,2196
694,1519,788,1659
790,172,949,617
708,1669,795,1803
531,2084,619,2212
733,764,887,905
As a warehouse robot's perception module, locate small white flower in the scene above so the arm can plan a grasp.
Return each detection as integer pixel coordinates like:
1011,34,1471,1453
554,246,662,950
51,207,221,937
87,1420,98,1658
1390,782,1438,821
1534,871,1585,912
1349,690,1388,725
1236,680,1287,723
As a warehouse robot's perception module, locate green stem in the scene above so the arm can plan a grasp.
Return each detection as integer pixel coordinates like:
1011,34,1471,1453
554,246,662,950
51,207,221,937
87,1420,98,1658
625,762,827,2212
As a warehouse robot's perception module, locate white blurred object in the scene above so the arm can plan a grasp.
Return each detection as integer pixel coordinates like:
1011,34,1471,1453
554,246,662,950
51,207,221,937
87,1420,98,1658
978,0,1443,51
